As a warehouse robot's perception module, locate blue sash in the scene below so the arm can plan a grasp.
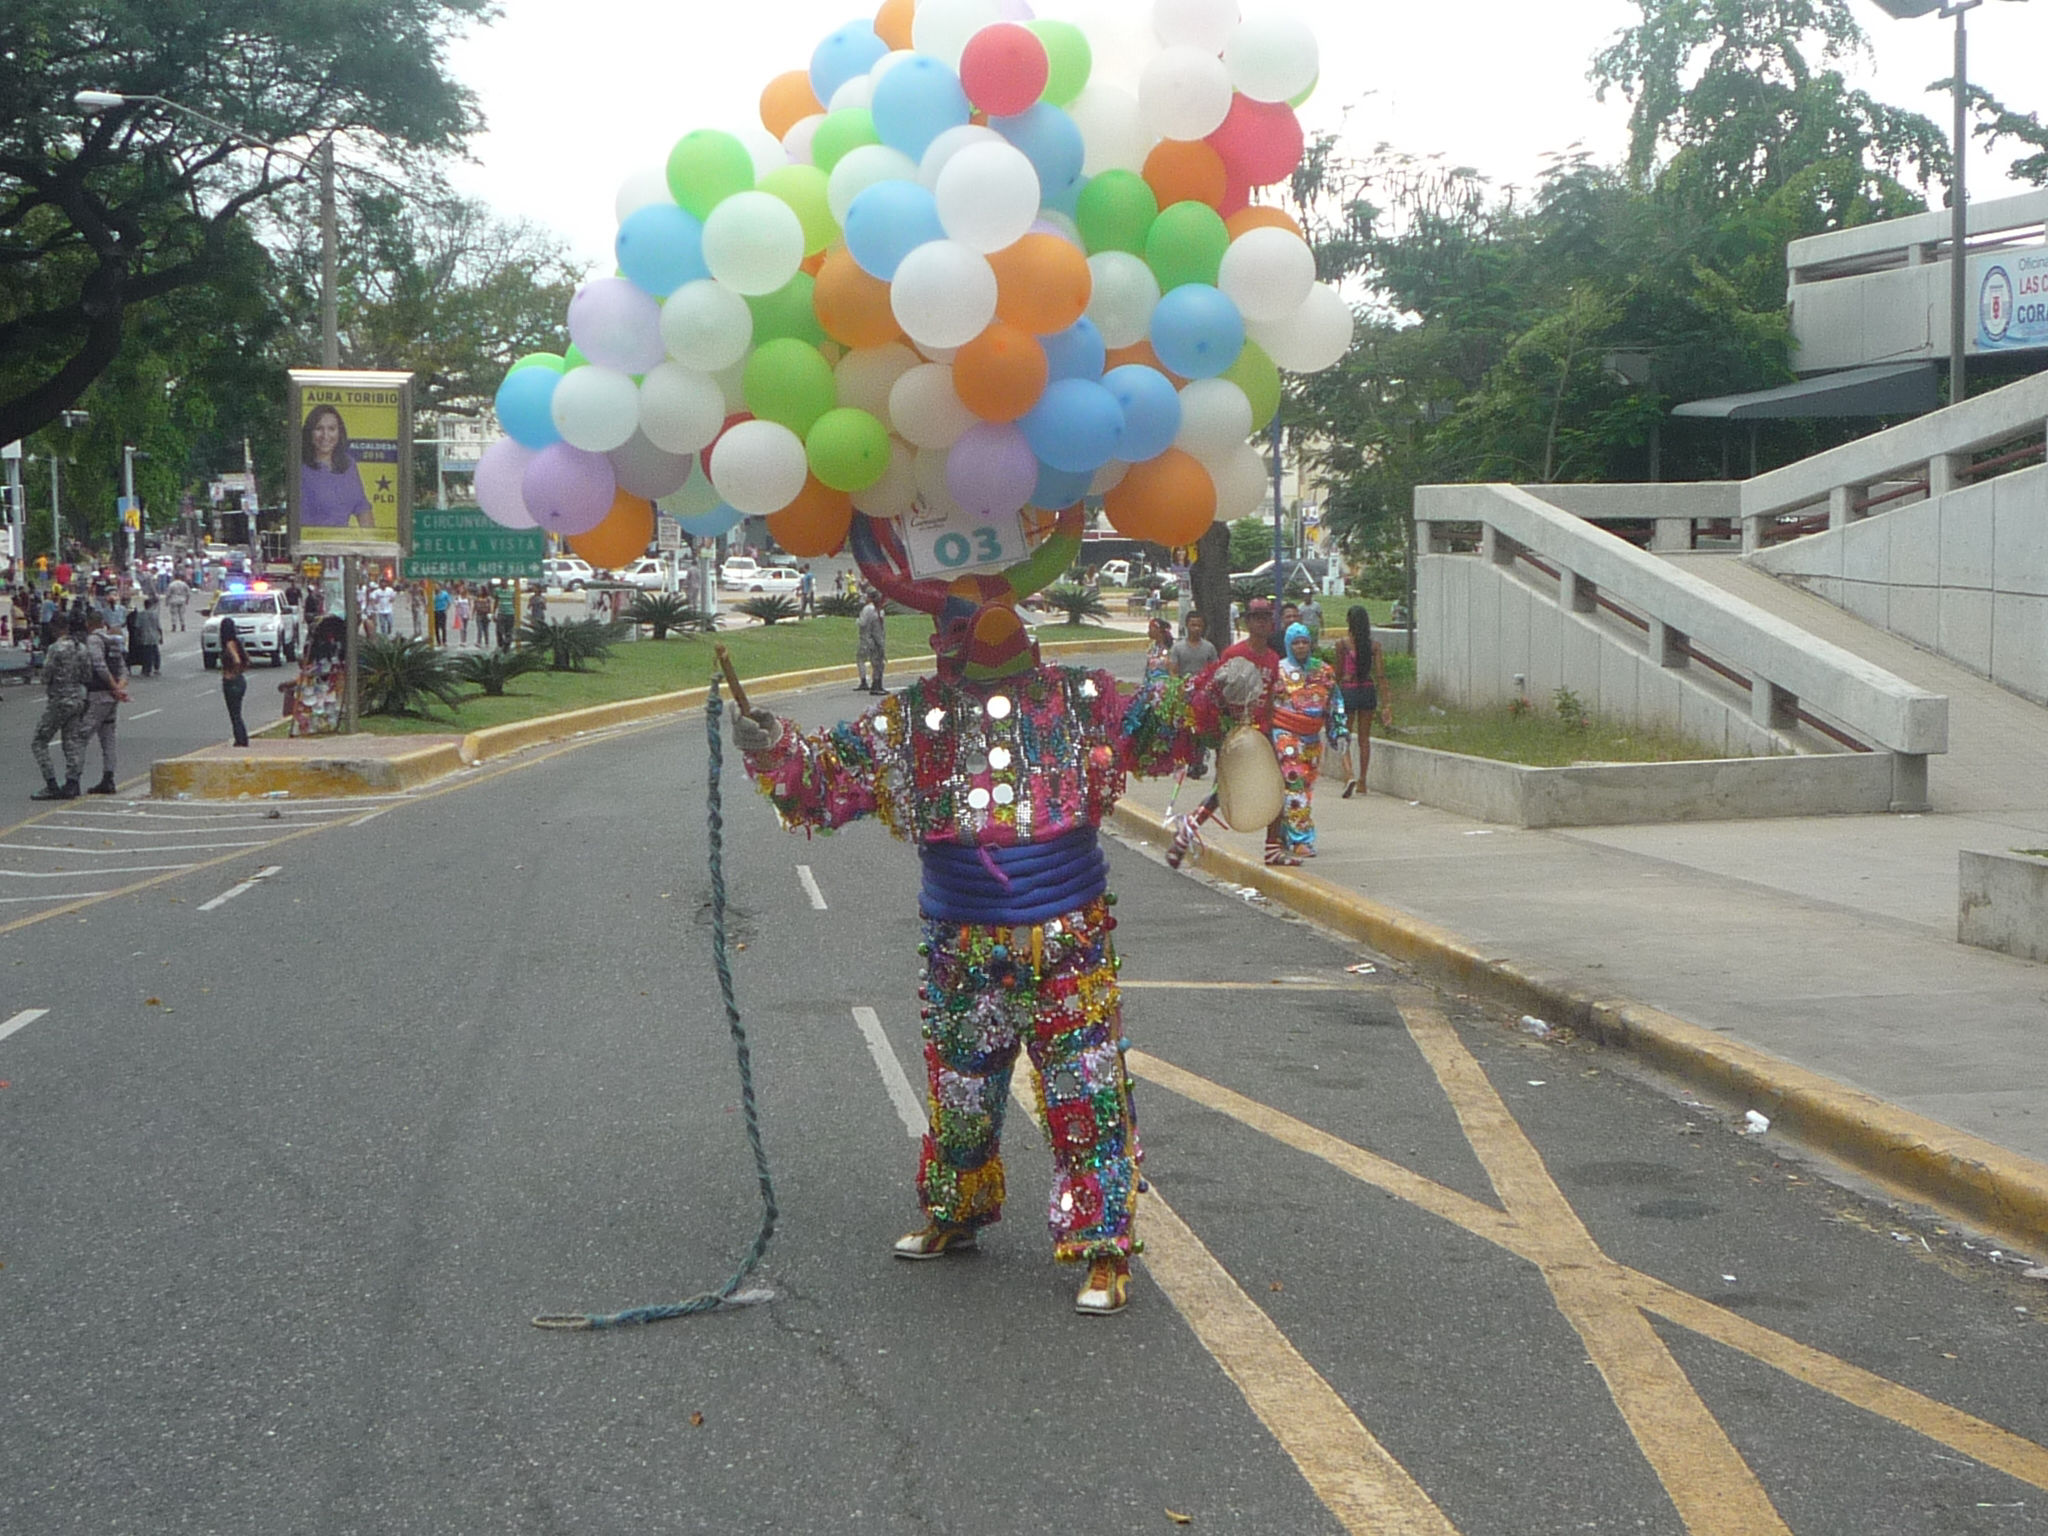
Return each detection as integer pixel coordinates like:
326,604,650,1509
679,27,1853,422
918,826,1108,925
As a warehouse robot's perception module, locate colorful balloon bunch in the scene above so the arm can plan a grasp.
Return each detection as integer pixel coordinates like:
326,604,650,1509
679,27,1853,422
474,0,1352,569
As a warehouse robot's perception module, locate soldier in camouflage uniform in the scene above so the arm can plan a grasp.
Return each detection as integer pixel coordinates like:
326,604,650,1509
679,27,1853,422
31,609,94,800
80,605,132,795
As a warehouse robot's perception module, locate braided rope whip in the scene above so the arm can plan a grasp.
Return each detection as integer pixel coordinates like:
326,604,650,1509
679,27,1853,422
532,674,779,1330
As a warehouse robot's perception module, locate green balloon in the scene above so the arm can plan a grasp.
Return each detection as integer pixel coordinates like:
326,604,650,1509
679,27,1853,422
747,273,826,348
744,338,837,435
811,107,880,175
1145,200,1230,292
805,407,891,493
1076,171,1158,256
1026,19,1092,106
1289,74,1319,111
759,163,837,256
562,343,590,371
1226,340,1282,430
508,352,568,374
666,129,755,221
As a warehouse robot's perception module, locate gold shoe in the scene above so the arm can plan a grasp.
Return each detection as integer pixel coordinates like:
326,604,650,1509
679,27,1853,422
1074,1255,1130,1315
892,1223,979,1261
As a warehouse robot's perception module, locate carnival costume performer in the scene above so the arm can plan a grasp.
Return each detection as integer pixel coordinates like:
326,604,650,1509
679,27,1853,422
732,508,1262,1315
1272,623,1348,861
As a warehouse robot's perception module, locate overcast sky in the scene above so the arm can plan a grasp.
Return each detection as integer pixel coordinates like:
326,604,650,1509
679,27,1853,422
439,0,2048,271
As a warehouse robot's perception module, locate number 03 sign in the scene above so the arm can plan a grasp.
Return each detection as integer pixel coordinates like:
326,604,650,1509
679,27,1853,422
901,496,1030,580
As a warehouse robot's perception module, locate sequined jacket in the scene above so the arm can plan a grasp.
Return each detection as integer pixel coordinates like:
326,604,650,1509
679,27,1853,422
745,664,1222,847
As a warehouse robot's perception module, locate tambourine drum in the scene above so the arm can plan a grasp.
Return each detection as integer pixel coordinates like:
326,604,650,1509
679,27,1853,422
1214,725,1285,831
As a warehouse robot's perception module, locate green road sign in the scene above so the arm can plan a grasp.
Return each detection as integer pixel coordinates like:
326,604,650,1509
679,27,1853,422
402,506,545,580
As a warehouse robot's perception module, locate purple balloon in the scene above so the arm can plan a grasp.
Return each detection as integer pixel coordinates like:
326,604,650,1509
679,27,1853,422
997,0,1036,17
522,443,617,535
474,438,538,529
567,277,665,374
947,423,1038,518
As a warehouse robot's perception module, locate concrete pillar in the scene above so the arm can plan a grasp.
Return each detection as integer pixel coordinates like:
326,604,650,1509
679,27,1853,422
1890,753,1931,814
1481,525,1517,567
1927,453,1965,497
1649,519,1691,553
1650,619,1690,669
1415,519,1441,556
1827,484,1857,531
1742,514,1767,555
1560,569,1597,614
1752,679,1798,732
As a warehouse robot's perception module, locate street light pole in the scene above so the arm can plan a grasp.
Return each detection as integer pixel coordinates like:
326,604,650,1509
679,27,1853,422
1950,1,1972,404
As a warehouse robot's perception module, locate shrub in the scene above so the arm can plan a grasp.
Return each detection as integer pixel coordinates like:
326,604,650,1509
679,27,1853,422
359,635,465,717
520,616,625,671
738,594,800,625
454,647,547,696
815,591,864,618
1041,583,1110,626
624,592,713,639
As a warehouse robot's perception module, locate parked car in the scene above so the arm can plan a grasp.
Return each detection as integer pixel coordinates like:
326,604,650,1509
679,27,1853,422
613,556,673,590
201,588,301,669
737,565,802,594
718,556,761,588
543,556,596,591
1096,559,1138,587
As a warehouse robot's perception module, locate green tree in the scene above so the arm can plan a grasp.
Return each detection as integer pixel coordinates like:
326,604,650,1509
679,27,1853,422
1227,516,1274,572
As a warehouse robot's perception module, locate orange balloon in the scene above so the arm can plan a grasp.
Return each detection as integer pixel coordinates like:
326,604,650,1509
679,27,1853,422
1144,140,1227,210
767,474,854,558
1103,450,1216,547
813,248,902,348
761,70,824,139
952,322,1049,422
1103,338,1187,385
1226,204,1305,241
874,0,915,51
800,249,828,278
569,490,655,571
988,234,1093,335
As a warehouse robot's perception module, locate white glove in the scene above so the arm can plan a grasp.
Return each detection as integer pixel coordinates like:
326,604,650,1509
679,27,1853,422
731,709,781,754
1214,656,1264,712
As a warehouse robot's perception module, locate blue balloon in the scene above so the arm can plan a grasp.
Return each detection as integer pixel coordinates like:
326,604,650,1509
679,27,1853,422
614,203,708,297
1149,284,1246,380
1043,170,1088,221
843,179,946,280
811,22,888,106
1103,365,1182,461
1030,460,1095,509
870,55,971,161
678,502,746,538
495,365,562,449
1041,316,1106,382
1021,378,1125,474
991,104,1086,208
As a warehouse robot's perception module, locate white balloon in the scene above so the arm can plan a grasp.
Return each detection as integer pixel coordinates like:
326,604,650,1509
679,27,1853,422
660,279,754,372
870,49,917,84
837,342,921,416
1085,251,1162,349
1225,14,1320,104
783,113,826,167
1213,441,1270,520
853,437,919,518
700,191,805,297
889,362,979,450
1153,0,1240,54
911,444,969,517
828,143,920,225
1139,47,1234,142
1089,459,1130,495
1067,84,1152,176
917,341,960,364
739,126,789,180
890,240,999,349
614,166,674,226
1247,281,1354,373
829,75,874,112
1173,377,1253,464
1075,3,1158,94
608,430,696,499
708,419,808,514
712,356,749,414
935,141,1041,253
550,365,641,452
1217,226,1317,323
637,363,727,454
912,0,1001,67
918,124,1002,190
1034,209,1084,246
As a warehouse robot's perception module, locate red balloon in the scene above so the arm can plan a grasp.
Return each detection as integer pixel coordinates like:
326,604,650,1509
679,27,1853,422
1207,96,1305,188
700,411,754,485
959,23,1050,117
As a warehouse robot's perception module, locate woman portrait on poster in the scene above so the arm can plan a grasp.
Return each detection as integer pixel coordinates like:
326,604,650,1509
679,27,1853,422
300,404,373,528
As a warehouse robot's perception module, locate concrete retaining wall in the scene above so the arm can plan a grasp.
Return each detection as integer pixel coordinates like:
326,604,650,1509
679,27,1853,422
1367,738,1897,827
1958,848,2048,963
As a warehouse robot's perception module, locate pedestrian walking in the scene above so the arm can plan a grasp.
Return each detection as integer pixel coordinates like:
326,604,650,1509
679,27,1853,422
218,617,252,747
797,563,815,617
1169,611,1218,677
498,584,517,647
166,575,190,631
30,610,95,799
452,589,470,645
80,607,132,795
1332,605,1391,798
1270,623,1346,861
433,584,452,645
135,596,163,676
855,587,886,693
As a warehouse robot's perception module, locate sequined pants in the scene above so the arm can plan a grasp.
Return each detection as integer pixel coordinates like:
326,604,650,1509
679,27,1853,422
916,896,1139,1262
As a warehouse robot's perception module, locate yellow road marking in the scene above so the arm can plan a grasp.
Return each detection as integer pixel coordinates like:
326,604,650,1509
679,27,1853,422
1125,1049,2048,1498
1396,999,1789,1535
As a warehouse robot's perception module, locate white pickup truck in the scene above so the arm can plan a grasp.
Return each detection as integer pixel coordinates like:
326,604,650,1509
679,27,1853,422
202,589,301,669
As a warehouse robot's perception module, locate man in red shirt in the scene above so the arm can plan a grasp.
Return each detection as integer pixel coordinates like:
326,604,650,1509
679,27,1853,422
1168,599,1289,868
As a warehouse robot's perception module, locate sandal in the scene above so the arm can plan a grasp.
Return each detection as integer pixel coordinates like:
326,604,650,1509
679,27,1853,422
1075,1255,1130,1315
1263,847,1303,867
892,1223,979,1261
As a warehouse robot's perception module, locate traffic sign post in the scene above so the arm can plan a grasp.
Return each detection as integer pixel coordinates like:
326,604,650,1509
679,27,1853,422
401,506,545,581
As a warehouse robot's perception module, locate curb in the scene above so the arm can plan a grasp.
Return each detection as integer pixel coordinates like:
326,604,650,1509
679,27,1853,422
1107,798,2048,1258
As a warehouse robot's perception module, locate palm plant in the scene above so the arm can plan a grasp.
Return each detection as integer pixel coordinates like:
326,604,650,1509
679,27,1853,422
454,647,547,696
1041,582,1111,627
737,594,801,625
520,616,625,671
359,635,465,716
624,592,713,639
815,591,864,618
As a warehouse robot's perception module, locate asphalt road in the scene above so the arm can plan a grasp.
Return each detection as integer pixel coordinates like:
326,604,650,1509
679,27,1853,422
3,672,2047,1534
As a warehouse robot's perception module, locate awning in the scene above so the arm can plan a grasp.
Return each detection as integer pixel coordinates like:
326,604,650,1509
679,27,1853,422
1671,362,1939,421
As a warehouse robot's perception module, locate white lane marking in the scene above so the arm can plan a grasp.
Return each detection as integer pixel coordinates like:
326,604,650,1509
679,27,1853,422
196,864,282,913
850,1006,928,1139
127,708,163,721
0,863,194,879
796,864,828,910
0,892,114,904
31,823,293,836
0,840,273,856
0,1008,50,1041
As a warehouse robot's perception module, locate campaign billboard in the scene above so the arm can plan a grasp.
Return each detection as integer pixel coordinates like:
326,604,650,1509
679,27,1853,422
287,369,414,557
